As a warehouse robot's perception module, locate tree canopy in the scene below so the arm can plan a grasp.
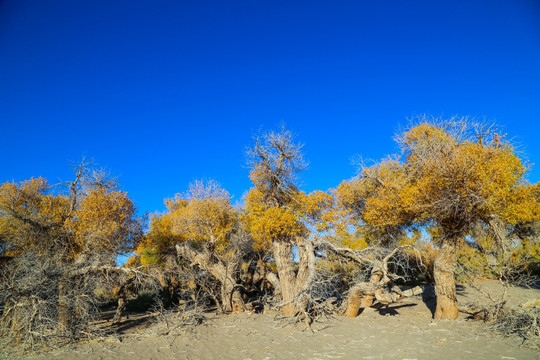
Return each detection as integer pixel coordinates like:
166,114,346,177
336,118,540,318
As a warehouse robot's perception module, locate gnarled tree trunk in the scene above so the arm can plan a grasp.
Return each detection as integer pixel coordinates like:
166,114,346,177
272,240,298,316
175,243,245,313
220,274,245,313
253,260,282,296
344,269,382,317
433,237,460,319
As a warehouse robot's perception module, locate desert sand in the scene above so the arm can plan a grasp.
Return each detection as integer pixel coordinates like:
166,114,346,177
3,280,539,360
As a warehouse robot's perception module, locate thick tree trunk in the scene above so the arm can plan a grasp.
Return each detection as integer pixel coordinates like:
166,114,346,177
344,269,382,317
112,277,135,324
265,271,282,296
112,294,127,324
344,283,365,318
295,241,317,317
272,240,298,316
433,238,460,320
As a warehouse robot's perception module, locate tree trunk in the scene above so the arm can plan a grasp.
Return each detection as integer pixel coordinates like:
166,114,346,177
175,243,244,313
112,293,127,324
344,283,364,318
344,269,382,317
433,238,460,320
272,240,298,316
112,277,135,324
57,278,71,334
262,270,282,296
221,277,245,313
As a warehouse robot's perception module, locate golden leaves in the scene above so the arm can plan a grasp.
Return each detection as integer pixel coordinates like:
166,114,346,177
143,180,237,258
247,206,303,251
0,178,69,252
345,121,540,236
242,186,304,251
0,177,143,257
68,188,143,254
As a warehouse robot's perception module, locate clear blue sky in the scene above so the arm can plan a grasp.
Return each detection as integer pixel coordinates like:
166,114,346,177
1,0,539,216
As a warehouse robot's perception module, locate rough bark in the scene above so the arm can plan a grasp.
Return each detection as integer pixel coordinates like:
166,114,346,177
272,240,298,316
220,274,244,313
264,271,282,296
253,262,281,296
295,240,316,292
344,269,382,317
112,277,135,324
295,241,317,316
433,238,460,320
175,243,244,313
112,292,127,324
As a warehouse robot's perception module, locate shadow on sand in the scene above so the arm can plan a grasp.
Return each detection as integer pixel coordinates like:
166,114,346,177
372,302,417,316
420,283,466,317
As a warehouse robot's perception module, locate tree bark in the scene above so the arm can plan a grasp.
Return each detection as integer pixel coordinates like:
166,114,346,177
112,277,135,324
272,240,298,316
265,271,281,296
220,275,245,313
175,243,244,313
112,291,127,324
57,277,72,334
433,238,460,320
344,284,363,318
344,269,382,317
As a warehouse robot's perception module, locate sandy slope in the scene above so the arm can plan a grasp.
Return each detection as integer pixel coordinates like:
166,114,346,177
4,280,539,360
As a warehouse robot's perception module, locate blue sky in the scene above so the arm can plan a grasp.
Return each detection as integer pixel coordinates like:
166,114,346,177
1,0,539,216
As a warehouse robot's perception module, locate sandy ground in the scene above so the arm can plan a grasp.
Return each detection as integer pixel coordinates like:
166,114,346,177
3,280,539,360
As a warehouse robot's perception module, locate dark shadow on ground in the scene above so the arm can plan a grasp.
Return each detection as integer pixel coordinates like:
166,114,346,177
111,312,158,333
421,284,436,317
93,310,159,335
421,283,467,317
516,278,540,290
373,302,417,316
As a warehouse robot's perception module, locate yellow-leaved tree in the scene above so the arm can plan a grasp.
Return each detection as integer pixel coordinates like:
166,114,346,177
0,162,144,340
338,117,540,319
0,165,143,260
243,127,334,316
0,177,70,256
141,180,249,312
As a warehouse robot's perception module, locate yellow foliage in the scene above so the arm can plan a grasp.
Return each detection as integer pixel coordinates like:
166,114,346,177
143,180,238,260
0,176,143,258
0,178,69,252
347,122,540,236
141,211,185,254
242,186,305,251
295,190,344,233
139,247,161,266
124,254,141,268
338,232,369,250
68,188,143,255
0,178,69,229
172,196,236,246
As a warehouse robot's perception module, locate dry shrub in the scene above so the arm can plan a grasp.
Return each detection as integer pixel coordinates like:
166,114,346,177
459,229,540,347
491,307,539,347
0,249,163,351
0,251,108,350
